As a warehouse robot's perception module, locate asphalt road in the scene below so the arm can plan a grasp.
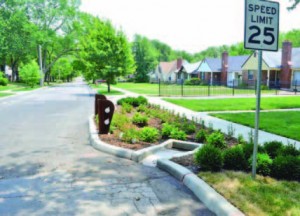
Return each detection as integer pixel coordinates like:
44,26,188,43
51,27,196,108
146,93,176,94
0,79,213,216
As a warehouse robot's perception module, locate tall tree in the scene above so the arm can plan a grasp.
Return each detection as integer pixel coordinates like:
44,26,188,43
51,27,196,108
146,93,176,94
132,35,158,82
78,14,135,92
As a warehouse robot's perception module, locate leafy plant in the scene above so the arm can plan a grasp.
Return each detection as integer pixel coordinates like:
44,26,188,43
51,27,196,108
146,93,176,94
121,103,133,113
182,123,196,134
194,144,223,172
19,60,41,88
207,131,227,149
132,112,148,127
140,127,159,143
241,143,265,161
223,145,247,171
249,153,272,176
271,155,300,181
111,113,131,131
170,128,187,140
237,134,247,145
121,128,140,144
195,129,207,143
0,73,8,86
137,104,148,113
279,143,300,157
117,96,148,107
161,123,177,138
248,129,254,145
263,141,284,159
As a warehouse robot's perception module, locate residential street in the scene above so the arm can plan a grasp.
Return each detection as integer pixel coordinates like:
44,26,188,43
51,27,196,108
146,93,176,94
0,79,213,216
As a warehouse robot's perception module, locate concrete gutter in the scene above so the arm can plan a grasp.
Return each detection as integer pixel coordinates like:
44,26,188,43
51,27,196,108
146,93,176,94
157,159,245,216
88,115,200,162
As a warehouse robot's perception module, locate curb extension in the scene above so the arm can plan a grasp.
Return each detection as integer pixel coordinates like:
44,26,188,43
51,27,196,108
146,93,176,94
157,159,245,216
89,116,196,162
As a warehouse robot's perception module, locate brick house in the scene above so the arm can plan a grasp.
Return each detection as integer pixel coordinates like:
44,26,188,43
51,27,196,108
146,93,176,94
241,41,300,89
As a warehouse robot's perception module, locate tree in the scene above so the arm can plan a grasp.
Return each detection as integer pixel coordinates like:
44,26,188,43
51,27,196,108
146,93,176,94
52,57,73,81
132,35,158,82
0,5,37,81
78,15,135,92
19,60,41,87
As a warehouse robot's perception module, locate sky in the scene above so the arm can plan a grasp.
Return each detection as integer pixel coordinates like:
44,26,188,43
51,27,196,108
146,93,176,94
80,0,300,54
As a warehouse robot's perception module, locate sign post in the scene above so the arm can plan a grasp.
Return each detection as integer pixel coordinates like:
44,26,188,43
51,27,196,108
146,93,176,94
244,0,279,179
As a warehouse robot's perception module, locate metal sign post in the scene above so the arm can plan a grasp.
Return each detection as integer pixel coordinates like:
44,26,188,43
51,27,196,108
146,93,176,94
244,0,279,179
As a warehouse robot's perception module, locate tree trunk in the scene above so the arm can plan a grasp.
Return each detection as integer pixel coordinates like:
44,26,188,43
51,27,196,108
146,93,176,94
107,81,111,93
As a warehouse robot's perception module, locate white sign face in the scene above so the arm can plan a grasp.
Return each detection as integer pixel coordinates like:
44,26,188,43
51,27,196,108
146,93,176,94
244,0,279,51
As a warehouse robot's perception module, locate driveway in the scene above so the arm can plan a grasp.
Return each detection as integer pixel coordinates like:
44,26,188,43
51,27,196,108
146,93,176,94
0,79,213,216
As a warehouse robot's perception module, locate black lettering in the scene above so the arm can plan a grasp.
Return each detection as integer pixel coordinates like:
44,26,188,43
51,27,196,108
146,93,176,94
272,8,276,15
261,5,265,13
249,4,254,12
255,5,260,12
259,16,266,24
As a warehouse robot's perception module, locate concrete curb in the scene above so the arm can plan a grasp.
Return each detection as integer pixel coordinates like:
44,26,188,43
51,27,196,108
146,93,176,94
157,159,245,216
88,115,201,162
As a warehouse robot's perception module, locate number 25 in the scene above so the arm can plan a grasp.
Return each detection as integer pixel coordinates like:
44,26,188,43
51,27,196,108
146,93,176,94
248,26,275,45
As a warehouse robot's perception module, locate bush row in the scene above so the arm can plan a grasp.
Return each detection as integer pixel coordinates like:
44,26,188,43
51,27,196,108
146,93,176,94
194,141,300,181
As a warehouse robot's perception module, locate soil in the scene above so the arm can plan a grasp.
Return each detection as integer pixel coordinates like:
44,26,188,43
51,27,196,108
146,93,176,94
100,134,153,150
171,154,200,174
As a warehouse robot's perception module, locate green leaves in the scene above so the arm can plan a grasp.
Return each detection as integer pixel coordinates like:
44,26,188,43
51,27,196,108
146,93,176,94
19,60,41,87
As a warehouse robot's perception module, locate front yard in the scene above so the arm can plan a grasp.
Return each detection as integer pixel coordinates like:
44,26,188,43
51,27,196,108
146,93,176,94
200,171,300,216
112,82,158,95
164,96,300,111
0,83,40,92
90,83,123,95
212,111,300,141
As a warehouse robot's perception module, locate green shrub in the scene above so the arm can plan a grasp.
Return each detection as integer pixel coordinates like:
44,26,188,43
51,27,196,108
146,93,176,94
132,113,148,127
117,96,148,107
242,143,265,160
263,141,284,159
195,129,207,143
271,155,300,181
237,134,247,145
194,144,223,172
161,123,177,138
184,78,202,85
182,123,196,134
137,104,148,113
140,127,159,143
223,145,247,171
121,103,133,113
121,128,140,144
111,113,130,131
207,132,227,149
261,85,269,90
0,73,8,86
19,60,41,88
279,144,300,157
170,128,187,140
249,153,272,176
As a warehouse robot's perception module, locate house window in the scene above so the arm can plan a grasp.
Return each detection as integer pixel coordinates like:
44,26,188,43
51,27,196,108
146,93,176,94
248,71,254,80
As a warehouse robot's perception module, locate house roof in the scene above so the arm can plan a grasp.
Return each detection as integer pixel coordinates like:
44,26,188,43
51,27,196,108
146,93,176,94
159,60,177,74
228,56,249,72
205,58,222,72
182,61,202,74
263,51,282,69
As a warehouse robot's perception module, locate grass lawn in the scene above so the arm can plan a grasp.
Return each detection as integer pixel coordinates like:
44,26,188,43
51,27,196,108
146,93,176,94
164,96,300,112
200,171,300,216
90,84,123,95
112,82,158,95
0,92,13,97
212,111,300,141
0,83,41,92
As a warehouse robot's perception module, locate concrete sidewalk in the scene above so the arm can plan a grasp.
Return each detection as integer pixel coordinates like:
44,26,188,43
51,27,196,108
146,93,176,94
110,86,300,149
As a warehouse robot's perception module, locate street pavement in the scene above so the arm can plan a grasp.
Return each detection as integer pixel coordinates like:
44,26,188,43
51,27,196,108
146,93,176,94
0,79,213,216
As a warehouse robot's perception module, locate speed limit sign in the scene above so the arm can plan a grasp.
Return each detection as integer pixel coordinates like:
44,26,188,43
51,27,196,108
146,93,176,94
244,0,279,51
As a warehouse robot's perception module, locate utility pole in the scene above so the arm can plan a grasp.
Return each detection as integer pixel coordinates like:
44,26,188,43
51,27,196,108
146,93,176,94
38,45,44,86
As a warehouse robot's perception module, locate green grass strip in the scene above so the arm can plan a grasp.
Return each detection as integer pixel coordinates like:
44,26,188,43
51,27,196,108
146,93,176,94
165,97,300,111
212,111,300,141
